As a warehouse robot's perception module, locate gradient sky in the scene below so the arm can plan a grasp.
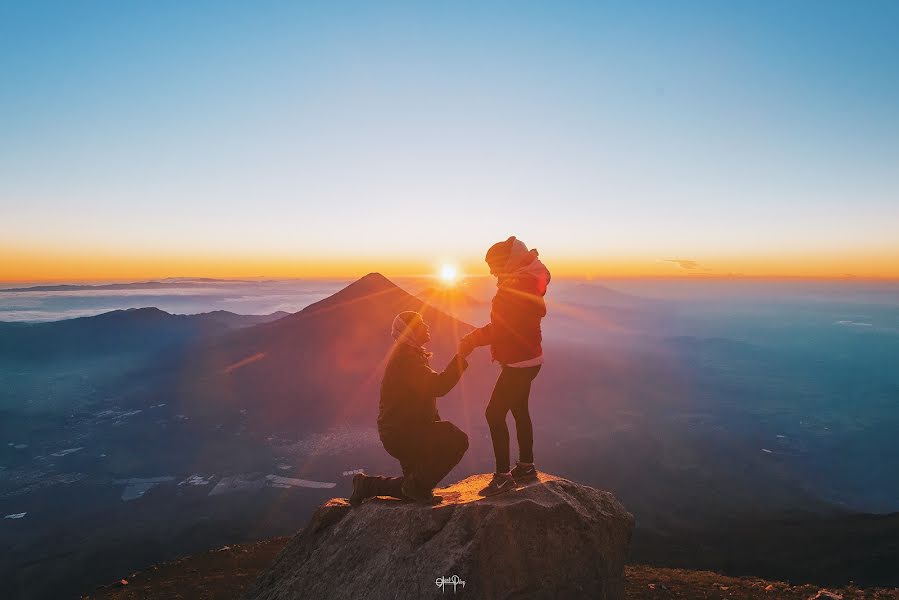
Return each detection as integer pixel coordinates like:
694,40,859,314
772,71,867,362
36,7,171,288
2,1,898,280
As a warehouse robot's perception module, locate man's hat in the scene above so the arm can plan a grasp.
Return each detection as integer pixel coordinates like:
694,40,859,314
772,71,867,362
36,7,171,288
391,311,423,340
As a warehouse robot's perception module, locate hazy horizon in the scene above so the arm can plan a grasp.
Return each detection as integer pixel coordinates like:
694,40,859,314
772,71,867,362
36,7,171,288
2,272,897,323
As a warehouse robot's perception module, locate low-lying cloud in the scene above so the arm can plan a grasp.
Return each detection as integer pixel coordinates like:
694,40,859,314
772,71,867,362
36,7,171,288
664,259,701,270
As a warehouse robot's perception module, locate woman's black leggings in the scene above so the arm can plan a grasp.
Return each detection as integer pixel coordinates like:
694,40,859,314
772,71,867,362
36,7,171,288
485,365,542,473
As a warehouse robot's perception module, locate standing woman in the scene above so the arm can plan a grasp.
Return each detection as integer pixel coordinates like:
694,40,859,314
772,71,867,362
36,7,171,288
461,236,551,496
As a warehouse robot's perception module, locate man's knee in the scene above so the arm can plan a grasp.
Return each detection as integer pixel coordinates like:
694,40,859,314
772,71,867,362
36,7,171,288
443,422,468,448
436,422,468,457
450,433,468,468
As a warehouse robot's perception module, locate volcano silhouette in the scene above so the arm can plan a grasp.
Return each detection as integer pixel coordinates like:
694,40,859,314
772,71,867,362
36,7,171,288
143,273,474,432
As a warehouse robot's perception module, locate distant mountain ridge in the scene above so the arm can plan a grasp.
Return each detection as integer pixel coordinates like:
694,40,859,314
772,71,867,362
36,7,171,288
0,307,289,361
0,279,261,293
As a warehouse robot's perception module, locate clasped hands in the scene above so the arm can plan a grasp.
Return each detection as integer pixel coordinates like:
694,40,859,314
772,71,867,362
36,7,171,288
458,333,478,358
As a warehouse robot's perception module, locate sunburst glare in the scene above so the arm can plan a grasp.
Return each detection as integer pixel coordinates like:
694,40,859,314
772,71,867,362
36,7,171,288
439,263,459,285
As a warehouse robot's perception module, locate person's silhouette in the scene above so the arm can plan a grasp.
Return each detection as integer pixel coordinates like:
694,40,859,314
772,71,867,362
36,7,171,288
350,311,472,506
461,236,551,496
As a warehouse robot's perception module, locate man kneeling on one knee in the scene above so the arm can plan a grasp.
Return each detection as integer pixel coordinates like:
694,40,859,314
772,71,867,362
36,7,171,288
350,311,472,505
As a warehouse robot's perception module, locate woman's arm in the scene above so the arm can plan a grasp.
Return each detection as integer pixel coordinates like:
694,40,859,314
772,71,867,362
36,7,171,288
462,324,491,349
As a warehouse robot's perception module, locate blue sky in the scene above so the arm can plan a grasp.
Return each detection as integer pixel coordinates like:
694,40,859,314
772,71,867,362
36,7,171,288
1,1,898,279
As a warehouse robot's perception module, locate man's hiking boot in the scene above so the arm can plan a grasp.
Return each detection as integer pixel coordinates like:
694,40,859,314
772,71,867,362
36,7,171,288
511,461,538,482
401,476,441,504
478,472,515,497
349,473,369,507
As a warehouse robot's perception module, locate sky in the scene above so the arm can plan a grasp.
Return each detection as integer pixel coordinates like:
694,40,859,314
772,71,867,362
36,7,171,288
1,1,898,281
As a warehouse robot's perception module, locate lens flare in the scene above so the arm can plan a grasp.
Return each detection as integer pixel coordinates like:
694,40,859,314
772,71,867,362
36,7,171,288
439,264,458,285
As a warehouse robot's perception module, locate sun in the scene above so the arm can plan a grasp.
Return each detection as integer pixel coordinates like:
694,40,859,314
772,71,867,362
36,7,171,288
439,263,459,285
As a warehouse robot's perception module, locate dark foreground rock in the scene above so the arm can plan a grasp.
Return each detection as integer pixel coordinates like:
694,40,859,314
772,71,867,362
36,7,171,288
86,543,899,600
243,472,634,600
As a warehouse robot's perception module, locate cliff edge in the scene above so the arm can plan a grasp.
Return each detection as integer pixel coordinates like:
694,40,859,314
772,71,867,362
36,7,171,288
242,472,634,600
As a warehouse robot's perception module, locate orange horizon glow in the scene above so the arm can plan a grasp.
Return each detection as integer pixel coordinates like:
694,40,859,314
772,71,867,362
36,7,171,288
2,244,899,283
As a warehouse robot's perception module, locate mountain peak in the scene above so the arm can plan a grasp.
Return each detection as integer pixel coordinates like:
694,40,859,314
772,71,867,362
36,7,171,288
297,272,406,316
243,473,634,600
335,272,401,297
356,271,396,288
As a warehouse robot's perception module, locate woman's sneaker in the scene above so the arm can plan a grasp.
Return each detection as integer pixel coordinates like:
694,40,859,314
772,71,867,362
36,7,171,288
478,472,515,497
511,462,538,482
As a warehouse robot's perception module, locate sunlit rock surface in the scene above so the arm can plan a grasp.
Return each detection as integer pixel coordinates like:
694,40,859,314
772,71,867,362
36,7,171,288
243,472,634,600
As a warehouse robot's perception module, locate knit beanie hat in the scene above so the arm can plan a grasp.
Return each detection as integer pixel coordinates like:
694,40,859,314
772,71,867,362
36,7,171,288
485,236,530,273
391,311,425,348
392,311,421,339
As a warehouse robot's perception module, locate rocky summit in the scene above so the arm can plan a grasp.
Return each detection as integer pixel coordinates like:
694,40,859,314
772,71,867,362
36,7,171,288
243,472,634,600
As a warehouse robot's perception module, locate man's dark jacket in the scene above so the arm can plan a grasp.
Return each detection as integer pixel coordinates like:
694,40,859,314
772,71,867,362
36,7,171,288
378,343,467,442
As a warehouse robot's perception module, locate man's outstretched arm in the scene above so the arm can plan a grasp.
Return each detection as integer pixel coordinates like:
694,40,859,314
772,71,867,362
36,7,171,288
409,355,468,399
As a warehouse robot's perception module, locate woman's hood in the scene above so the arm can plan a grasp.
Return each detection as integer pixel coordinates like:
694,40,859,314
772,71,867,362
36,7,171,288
508,251,551,296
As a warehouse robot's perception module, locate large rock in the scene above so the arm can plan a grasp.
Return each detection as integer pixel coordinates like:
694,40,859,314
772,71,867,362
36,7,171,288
243,473,634,600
